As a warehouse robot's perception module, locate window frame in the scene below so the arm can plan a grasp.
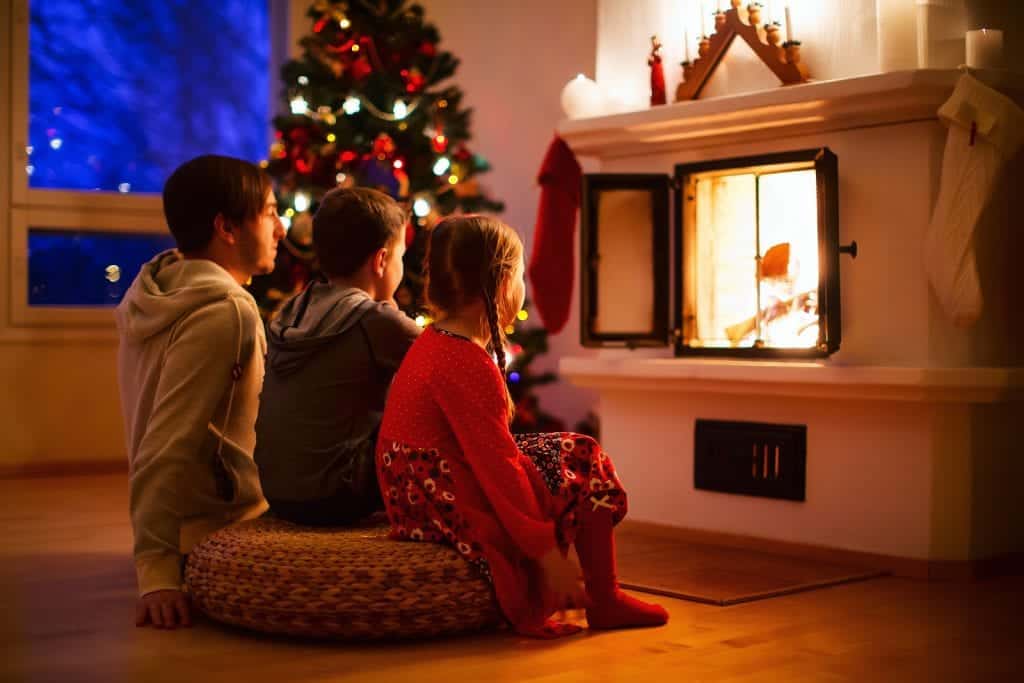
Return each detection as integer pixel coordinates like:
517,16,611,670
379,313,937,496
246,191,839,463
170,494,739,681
10,207,170,326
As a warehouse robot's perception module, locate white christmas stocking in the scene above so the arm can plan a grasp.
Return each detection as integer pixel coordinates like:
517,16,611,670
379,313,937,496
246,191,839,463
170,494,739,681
923,73,1024,327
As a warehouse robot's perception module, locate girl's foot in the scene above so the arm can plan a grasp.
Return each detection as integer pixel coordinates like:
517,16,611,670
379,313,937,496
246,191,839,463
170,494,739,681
586,590,669,629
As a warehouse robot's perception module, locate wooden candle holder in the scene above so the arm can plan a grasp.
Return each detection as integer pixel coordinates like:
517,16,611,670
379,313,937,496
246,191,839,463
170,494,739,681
675,1,809,102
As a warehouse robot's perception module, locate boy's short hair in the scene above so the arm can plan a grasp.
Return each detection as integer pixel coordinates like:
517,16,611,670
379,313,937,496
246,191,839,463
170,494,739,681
313,187,407,278
162,154,272,253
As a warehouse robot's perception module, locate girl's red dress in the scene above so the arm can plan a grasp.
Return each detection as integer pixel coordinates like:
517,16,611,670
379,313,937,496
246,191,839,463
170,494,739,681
376,326,627,632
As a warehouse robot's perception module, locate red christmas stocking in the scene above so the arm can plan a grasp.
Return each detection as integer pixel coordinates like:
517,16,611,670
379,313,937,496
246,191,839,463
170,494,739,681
527,136,582,335
575,505,669,630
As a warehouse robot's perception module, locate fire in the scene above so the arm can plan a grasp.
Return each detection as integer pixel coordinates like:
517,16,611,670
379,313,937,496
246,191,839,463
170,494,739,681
688,164,819,349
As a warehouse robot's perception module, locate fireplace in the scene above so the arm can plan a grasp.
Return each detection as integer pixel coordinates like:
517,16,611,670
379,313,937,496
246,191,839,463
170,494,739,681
558,69,1024,575
580,148,855,358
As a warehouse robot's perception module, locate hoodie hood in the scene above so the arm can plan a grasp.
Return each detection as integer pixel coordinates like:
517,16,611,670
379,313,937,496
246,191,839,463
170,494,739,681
265,282,377,376
115,249,251,341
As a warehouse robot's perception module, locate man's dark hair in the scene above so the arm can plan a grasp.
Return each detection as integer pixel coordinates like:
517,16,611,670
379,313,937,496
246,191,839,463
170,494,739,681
313,187,407,278
162,155,272,253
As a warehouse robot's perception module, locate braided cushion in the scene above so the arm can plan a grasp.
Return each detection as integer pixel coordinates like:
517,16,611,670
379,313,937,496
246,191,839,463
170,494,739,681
184,517,501,640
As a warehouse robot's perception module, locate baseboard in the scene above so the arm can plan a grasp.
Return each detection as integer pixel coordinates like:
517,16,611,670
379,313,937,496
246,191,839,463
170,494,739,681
0,459,126,480
618,519,1024,581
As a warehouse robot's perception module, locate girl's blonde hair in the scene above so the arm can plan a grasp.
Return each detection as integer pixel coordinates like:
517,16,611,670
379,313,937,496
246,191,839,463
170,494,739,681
424,215,523,421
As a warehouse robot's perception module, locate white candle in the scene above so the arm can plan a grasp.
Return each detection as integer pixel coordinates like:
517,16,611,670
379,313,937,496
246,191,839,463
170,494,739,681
685,30,692,63
784,5,793,43
763,0,773,25
700,2,707,37
966,28,1004,69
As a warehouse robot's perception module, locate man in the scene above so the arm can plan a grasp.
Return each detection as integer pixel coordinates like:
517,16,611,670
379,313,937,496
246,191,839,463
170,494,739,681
116,154,284,629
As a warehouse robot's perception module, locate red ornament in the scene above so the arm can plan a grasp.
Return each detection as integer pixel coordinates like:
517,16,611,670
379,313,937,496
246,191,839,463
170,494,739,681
453,144,472,162
288,127,311,145
313,17,328,33
418,41,437,57
349,56,372,81
401,68,426,93
339,149,358,164
372,133,396,159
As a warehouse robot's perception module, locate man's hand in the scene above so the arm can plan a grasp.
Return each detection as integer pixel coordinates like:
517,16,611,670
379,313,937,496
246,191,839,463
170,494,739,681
539,548,587,609
136,589,192,629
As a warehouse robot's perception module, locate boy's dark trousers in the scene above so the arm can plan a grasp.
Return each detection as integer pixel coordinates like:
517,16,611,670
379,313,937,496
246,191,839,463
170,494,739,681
266,446,383,527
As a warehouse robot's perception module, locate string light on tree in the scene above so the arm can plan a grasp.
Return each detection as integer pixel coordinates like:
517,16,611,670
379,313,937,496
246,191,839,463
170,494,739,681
392,100,409,119
432,157,451,176
342,97,361,115
412,197,431,217
298,75,309,85
293,192,311,213
290,96,309,115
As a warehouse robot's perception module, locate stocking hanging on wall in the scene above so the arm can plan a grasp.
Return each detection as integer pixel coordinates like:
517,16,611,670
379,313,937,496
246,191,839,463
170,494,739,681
528,136,582,335
923,73,1024,327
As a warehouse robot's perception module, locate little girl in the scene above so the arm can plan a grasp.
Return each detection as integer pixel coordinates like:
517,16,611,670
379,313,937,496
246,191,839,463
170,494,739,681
376,215,668,638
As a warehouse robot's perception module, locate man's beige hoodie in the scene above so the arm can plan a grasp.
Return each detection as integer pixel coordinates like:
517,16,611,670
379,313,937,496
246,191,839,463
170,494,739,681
116,250,268,596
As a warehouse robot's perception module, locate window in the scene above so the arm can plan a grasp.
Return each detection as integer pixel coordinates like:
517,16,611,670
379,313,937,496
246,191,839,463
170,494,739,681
28,229,176,306
26,0,270,194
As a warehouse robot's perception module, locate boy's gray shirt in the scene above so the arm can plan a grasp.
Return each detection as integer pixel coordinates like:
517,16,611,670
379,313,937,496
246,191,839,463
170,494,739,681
254,281,420,503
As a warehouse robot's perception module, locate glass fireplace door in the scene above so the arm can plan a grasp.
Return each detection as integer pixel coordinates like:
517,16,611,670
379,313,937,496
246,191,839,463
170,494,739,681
688,165,819,349
679,148,840,357
579,148,842,358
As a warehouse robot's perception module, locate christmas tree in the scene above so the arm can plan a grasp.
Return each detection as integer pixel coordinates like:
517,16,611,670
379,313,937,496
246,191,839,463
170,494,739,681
250,0,567,434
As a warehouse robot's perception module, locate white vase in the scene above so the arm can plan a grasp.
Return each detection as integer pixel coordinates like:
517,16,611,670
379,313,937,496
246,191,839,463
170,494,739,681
560,74,605,119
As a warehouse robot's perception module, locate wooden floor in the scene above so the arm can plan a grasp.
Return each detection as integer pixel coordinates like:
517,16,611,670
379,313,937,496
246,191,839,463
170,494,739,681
1,474,1021,683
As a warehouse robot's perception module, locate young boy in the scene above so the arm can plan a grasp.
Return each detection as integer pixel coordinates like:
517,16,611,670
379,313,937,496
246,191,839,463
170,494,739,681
254,187,420,525
117,154,285,629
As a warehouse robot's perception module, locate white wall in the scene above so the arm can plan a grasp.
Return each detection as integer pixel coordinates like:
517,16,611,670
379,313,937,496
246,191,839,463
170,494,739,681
420,0,601,429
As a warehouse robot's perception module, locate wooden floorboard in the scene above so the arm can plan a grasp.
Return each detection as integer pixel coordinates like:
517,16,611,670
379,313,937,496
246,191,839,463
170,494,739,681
1,473,1021,682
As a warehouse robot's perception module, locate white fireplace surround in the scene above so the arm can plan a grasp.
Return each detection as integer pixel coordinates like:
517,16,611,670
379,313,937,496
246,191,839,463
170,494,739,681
557,68,1024,570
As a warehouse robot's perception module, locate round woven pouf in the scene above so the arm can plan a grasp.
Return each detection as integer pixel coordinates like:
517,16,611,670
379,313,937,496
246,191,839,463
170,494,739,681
184,517,501,640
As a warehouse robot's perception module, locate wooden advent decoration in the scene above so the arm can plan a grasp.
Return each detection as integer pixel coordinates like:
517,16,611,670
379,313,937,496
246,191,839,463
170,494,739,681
675,0,809,102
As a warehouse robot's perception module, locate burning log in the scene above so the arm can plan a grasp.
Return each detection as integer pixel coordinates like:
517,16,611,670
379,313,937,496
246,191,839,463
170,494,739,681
725,290,815,345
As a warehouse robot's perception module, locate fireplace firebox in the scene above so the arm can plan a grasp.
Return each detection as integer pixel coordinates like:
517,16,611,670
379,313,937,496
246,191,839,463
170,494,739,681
580,148,856,358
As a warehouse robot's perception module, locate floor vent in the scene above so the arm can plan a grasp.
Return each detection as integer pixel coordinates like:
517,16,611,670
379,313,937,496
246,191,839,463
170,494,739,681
694,419,806,501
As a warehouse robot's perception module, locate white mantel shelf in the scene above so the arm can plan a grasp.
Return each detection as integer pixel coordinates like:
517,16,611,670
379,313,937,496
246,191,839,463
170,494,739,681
557,68,1024,158
559,357,1024,404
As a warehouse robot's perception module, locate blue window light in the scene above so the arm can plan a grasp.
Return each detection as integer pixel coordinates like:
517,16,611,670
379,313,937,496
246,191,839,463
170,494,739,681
27,0,270,193
28,229,176,306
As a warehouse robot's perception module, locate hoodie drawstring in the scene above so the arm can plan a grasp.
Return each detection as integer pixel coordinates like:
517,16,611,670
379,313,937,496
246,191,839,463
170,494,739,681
213,296,245,502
